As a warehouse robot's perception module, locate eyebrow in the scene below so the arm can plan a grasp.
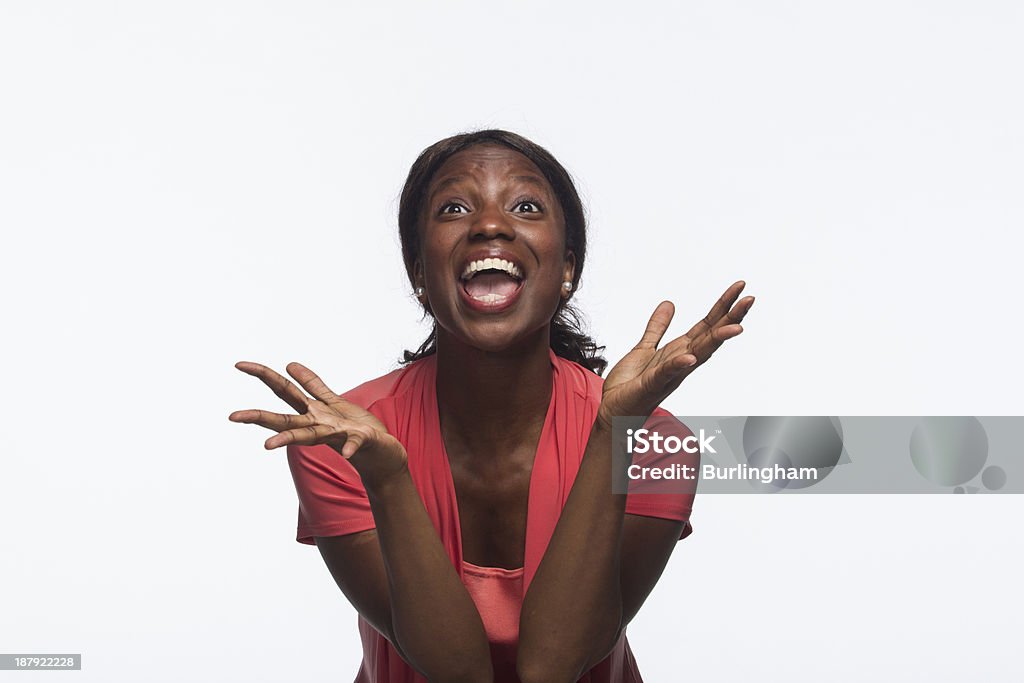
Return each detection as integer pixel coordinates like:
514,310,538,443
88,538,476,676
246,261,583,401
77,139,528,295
429,175,466,198
428,174,550,202
510,174,549,191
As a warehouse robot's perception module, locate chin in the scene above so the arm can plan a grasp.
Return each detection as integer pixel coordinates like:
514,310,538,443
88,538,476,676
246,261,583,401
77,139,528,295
440,316,552,356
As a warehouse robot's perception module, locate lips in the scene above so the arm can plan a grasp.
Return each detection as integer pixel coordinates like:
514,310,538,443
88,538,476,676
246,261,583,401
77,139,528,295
458,253,526,313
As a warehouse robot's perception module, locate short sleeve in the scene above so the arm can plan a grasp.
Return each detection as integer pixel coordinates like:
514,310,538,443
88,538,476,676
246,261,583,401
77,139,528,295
623,408,698,540
286,442,376,545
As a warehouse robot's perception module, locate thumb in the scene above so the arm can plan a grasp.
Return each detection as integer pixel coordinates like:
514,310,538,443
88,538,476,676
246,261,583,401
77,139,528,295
339,429,368,459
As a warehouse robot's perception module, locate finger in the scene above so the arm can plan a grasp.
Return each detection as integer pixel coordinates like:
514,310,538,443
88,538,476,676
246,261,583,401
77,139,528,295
660,294,753,359
713,323,745,342
704,293,753,341
235,361,310,414
698,296,754,343
684,281,745,340
710,296,755,336
635,301,676,350
731,295,755,324
228,408,315,432
338,429,368,459
285,362,340,404
650,351,699,387
688,323,745,361
265,422,340,450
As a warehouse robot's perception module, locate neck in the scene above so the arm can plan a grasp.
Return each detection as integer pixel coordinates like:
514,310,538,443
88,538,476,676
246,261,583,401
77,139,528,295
435,327,553,453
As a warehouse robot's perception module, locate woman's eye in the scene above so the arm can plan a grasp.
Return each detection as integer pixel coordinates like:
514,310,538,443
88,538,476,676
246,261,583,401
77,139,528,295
440,202,467,215
514,200,541,213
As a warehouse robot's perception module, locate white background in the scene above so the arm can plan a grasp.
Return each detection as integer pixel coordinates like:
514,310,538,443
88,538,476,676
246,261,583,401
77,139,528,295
2,1,1022,681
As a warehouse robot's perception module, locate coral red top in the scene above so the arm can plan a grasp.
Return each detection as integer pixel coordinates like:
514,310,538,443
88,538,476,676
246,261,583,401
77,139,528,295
462,560,523,681
287,349,695,682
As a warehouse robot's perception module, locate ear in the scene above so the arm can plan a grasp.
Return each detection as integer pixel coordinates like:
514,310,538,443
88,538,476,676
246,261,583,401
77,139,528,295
561,250,577,299
412,259,425,289
412,260,428,304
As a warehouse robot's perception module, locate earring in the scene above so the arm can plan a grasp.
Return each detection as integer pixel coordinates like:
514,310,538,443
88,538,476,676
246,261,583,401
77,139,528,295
415,286,425,297
562,281,573,292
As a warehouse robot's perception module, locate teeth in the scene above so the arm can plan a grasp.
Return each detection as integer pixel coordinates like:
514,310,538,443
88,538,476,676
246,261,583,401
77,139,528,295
471,292,508,304
461,258,522,280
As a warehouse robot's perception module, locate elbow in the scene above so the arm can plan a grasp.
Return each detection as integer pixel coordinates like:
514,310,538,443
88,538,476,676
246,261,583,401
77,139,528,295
386,633,492,683
400,649,492,683
431,659,493,683
433,667,493,683
517,661,571,683
517,627,624,683
518,657,593,683
516,638,576,683
398,637,492,683
515,646,592,683
405,658,492,683
441,651,494,683
387,617,493,682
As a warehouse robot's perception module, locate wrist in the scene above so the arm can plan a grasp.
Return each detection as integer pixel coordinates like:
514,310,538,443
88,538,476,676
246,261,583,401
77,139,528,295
348,445,410,495
597,397,657,431
362,460,412,501
595,405,650,434
593,409,616,437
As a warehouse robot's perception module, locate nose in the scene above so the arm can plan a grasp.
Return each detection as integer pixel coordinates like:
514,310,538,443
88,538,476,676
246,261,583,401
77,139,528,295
470,203,515,241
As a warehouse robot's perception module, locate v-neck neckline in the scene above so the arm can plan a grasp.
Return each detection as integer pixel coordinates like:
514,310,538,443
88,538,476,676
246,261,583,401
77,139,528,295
427,351,559,574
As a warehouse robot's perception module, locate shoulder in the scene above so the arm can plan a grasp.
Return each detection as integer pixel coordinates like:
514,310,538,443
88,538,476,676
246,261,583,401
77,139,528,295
549,351,679,422
338,357,432,412
285,358,432,490
551,351,604,405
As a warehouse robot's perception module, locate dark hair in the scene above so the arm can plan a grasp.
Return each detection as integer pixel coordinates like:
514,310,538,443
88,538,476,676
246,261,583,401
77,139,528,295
398,129,607,375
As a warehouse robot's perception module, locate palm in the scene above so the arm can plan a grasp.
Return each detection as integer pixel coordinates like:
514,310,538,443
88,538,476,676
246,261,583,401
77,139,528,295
228,361,406,470
600,281,754,421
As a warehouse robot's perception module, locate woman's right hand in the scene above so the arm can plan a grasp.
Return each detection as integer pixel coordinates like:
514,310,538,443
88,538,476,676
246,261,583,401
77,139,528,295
228,361,409,489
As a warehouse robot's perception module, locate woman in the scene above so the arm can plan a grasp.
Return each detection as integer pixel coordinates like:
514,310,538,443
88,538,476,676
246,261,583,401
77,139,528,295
229,129,754,682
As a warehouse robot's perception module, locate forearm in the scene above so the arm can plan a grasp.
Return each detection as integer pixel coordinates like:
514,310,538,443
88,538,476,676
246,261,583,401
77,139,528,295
517,418,625,682
364,466,493,683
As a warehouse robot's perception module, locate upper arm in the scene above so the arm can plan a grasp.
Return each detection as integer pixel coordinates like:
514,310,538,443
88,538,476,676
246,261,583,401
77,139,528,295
619,513,686,626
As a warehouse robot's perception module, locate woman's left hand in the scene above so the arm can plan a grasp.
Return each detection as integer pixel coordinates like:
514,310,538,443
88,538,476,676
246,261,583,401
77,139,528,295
597,280,754,427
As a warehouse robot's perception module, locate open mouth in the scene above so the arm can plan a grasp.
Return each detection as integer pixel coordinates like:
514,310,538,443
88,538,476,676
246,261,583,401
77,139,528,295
459,257,525,310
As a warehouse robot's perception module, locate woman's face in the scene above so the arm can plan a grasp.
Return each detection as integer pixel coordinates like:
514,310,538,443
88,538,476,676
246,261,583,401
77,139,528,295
416,144,575,355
